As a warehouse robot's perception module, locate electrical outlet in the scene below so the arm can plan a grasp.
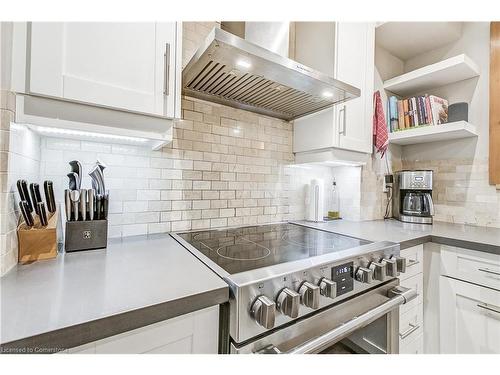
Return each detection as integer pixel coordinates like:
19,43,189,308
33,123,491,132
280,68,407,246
383,174,393,193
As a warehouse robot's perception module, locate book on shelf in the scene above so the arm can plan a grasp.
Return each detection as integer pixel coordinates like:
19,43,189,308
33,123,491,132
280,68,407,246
386,94,449,132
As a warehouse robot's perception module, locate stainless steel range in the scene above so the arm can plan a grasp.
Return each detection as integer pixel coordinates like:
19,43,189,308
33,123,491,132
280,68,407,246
172,222,416,354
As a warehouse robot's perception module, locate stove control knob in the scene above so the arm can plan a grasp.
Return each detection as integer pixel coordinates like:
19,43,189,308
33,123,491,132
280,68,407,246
251,295,276,329
382,258,398,277
369,261,387,282
391,255,407,274
276,288,300,318
355,267,373,284
298,281,320,309
319,277,337,299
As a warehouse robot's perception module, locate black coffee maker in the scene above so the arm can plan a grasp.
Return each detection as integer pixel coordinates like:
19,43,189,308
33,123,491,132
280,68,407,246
392,170,434,224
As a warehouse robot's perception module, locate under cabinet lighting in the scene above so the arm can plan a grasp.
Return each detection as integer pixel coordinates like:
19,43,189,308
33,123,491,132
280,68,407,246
30,125,149,143
322,91,334,98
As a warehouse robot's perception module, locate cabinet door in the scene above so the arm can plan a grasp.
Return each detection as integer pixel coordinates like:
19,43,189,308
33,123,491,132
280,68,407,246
335,22,374,153
292,22,337,153
440,276,500,354
29,22,178,118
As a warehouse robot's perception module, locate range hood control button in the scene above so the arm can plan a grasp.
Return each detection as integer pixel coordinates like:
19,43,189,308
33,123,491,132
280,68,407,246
369,261,388,282
298,281,320,309
355,267,373,284
276,288,300,318
382,258,398,277
251,295,276,329
319,277,337,299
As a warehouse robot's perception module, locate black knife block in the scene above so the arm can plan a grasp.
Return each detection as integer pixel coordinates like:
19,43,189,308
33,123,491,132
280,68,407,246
64,219,108,252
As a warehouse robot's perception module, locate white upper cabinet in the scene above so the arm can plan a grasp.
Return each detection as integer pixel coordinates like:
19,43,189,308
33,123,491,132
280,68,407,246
28,22,180,118
293,22,374,155
335,22,374,153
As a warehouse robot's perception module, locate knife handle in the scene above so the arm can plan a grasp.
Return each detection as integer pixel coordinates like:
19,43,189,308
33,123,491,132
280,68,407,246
30,183,40,216
21,180,33,212
96,194,102,220
102,193,109,220
64,189,71,222
44,181,56,213
19,200,34,227
79,189,87,221
38,202,48,227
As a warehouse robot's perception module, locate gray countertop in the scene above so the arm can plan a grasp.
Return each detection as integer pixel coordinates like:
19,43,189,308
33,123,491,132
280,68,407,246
293,219,500,254
0,234,229,352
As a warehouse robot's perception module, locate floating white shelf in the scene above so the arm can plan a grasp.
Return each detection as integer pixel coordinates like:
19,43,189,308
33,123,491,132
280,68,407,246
383,54,480,96
376,22,463,60
388,121,478,145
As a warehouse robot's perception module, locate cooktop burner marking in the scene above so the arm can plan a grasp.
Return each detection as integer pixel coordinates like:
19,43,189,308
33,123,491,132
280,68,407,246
200,236,272,261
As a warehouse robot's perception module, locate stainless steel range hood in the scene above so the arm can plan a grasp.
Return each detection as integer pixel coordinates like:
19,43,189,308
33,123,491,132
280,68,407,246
182,26,360,121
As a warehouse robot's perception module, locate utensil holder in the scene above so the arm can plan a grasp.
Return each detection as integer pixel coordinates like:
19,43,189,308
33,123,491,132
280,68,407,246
17,209,59,263
64,219,108,252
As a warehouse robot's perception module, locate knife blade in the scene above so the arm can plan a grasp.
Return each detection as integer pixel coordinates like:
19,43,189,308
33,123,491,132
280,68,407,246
79,189,87,221
64,189,72,222
88,189,95,220
30,183,42,216
44,180,56,213
20,180,33,212
19,200,34,227
38,202,48,227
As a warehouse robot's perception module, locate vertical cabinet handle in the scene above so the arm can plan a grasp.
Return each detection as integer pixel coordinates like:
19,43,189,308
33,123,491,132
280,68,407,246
338,105,347,135
164,43,170,96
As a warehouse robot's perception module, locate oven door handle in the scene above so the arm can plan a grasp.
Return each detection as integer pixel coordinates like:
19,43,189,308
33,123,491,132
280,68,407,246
259,286,417,354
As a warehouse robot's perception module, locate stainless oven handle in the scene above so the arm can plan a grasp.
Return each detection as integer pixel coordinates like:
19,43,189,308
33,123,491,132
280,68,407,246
273,286,416,354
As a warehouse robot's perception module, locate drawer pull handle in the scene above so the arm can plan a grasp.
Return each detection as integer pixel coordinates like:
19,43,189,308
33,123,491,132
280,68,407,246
477,302,500,314
399,323,420,339
478,268,500,276
407,260,420,268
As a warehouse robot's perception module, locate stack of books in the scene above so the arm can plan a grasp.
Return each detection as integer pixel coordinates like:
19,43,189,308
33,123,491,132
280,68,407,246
387,95,448,133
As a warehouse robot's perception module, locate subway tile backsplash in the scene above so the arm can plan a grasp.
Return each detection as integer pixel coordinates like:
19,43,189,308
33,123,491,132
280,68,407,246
35,97,319,238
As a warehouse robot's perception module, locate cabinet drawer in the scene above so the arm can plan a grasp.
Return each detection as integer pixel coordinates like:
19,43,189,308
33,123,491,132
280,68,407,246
399,304,423,347
441,245,500,291
93,306,218,354
440,276,500,354
399,245,423,281
399,273,423,314
400,333,424,354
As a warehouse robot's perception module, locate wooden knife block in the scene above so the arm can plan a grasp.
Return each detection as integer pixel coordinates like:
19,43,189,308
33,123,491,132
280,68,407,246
17,209,58,264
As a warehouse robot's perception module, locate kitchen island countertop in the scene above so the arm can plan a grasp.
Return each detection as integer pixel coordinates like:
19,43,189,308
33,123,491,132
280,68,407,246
293,219,500,254
0,234,229,352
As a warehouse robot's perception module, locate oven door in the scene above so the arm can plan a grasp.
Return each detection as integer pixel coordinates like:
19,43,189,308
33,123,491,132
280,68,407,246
231,280,416,354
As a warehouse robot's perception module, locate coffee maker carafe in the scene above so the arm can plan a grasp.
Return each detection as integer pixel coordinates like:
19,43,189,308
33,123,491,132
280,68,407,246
393,170,434,224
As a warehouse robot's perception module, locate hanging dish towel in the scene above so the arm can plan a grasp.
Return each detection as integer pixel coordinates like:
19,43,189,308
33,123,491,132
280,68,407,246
373,90,388,157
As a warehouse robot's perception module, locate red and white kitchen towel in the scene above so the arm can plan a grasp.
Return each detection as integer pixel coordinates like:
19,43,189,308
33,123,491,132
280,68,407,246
373,90,388,157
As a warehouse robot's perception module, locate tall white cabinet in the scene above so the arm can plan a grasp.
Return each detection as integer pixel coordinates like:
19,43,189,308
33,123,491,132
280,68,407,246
293,22,374,155
28,22,180,118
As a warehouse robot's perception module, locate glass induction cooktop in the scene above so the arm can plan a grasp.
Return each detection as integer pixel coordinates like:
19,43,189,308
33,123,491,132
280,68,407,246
178,223,370,275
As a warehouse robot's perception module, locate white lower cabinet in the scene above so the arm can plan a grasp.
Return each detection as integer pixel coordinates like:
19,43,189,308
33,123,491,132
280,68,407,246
67,306,219,354
439,276,500,354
